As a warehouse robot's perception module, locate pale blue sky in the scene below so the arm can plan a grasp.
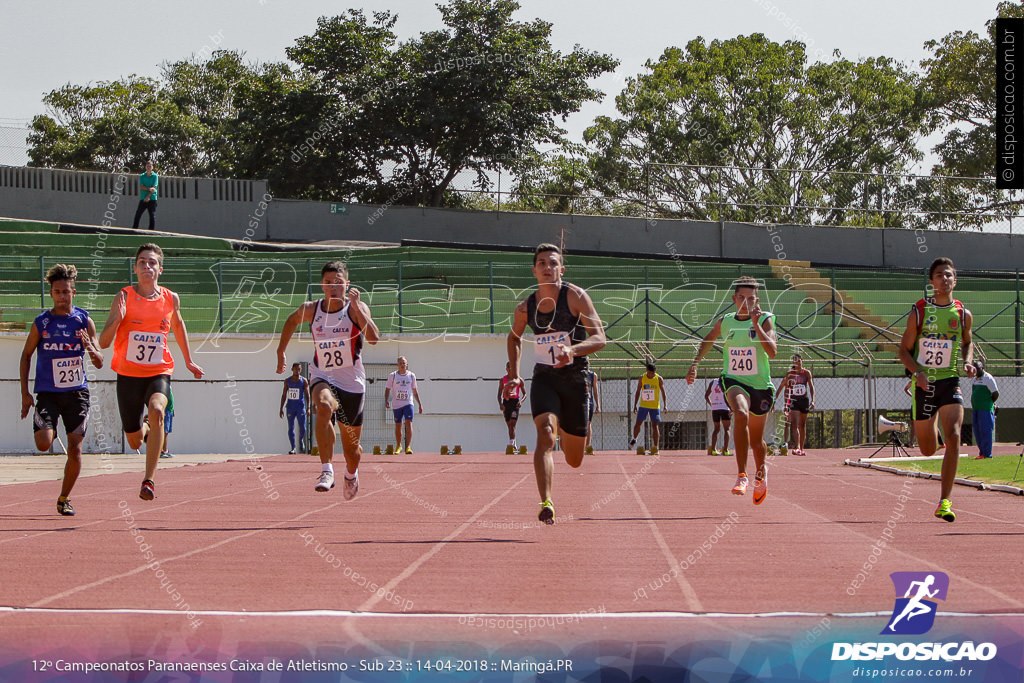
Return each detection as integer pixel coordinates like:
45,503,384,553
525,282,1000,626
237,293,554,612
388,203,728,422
0,0,1004,167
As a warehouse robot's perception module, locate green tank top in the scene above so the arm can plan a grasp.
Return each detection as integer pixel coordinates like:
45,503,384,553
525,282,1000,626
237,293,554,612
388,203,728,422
912,298,965,382
720,312,775,390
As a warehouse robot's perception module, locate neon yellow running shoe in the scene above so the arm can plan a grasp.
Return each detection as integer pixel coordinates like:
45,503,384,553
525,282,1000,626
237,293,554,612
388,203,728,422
721,448,731,457
934,499,956,523
538,499,554,524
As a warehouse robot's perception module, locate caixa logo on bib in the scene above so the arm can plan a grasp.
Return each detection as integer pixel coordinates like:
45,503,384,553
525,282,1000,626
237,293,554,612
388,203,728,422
831,572,997,662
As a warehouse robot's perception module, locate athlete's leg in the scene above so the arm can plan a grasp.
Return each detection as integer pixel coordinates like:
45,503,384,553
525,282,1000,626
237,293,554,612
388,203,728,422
312,383,338,465
562,430,586,468
62,433,85,498
338,424,362,477
296,410,306,451
937,402,964,500
914,416,940,457
710,421,721,449
141,393,168,482
507,416,517,441
796,411,808,451
721,419,731,451
34,428,55,452
747,412,769,480
394,420,402,450
727,388,752,475
534,412,558,502
632,418,643,442
651,420,661,451
287,412,297,450
404,419,413,449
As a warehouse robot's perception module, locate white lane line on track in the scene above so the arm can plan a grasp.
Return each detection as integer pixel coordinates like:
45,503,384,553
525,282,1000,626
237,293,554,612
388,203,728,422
21,465,466,608
4,606,1020,619
617,458,703,613
342,472,532,654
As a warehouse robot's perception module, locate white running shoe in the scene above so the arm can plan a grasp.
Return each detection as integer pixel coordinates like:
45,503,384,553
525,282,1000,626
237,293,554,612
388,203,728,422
315,471,335,492
343,475,359,500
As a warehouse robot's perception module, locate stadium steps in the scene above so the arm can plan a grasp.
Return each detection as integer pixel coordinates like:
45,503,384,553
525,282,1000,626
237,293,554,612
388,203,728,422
769,259,901,354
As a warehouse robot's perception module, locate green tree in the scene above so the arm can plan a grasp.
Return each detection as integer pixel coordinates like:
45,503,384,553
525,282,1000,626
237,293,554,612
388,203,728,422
283,0,617,205
585,34,932,226
921,1,1024,229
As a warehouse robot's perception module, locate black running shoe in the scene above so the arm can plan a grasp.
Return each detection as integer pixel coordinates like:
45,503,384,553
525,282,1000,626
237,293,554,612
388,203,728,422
57,499,75,516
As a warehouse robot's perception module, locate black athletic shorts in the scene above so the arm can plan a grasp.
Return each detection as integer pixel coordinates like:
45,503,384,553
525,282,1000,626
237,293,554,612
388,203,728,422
530,368,590,438
722,377,775,417
312,380,365,427
116,374,170,433
914,376,963,422
502,398,521,422
34,388,90,436
789,396,811,413
711,408,732,423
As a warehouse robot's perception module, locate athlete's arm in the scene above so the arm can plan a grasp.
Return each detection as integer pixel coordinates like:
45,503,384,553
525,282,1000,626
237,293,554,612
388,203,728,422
659,375,667,410
384,381,391,409
751,306,777,358
98,290,127,349
898,306,928,391
18,323,40,419
413,387,423,413
280,380,288,418
807,370,815,407
687,318,723,385
303,376,310,405
276,302,316,374
170,292,204,379
562,284,606,365
592,374,601,412
348,288,379,345
82,317,104,369
961,310,976,377
497,378,504,407
704,382,712,405
506,300,528,388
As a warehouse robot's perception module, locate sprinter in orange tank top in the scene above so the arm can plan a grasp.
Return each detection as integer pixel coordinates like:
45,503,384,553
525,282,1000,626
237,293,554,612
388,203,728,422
99,243,204,501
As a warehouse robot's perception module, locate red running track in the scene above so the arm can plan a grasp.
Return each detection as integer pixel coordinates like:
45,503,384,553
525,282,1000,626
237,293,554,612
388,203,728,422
1,448,1022,664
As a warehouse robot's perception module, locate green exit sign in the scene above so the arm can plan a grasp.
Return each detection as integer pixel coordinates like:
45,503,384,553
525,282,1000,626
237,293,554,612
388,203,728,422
330,203,349,215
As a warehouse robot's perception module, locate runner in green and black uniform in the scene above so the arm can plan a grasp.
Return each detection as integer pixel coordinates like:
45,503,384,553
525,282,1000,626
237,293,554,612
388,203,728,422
898,257,975,522
687,276,777,505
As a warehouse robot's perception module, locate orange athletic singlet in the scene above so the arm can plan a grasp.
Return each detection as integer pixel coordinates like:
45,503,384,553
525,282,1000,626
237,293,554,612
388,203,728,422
111,286,175,377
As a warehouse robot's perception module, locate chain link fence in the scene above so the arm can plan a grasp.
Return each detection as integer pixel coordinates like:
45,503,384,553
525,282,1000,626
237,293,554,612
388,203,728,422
0,122,30,167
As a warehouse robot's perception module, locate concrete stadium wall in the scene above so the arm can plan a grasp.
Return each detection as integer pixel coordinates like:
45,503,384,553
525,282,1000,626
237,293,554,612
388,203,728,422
3,165,1024,270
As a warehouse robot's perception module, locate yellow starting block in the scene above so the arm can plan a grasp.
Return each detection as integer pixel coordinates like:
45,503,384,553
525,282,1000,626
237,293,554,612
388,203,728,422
505,445,515,455
636,446,645,455
385,444,394,455
311,446,319,456
372,445,381,455
518,445,528,455
585,445,594,455
453,445,462,454
650,448,659,456
440,445,449,455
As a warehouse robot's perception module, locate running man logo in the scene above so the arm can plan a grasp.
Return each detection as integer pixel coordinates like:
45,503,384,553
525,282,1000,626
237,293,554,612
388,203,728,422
882,571,949,635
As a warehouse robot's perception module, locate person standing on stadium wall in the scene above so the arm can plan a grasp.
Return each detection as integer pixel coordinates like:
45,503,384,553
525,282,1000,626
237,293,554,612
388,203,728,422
276,261,379,497
778,353,815,455
970,360,999,460
506,243,606,524
19,264,104,516
629,362,666,454
898,257,975,522
498,361,526,450
687,276,777,505
99,243,205,501
385,356,423,454
704,377,732,456
131,160,159,230
280,362,309,454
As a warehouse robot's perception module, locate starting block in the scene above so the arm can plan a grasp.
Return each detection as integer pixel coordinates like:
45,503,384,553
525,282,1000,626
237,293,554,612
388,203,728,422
372,445,381,455
385,444,394,455
585,445,594,455
636,446,645,455
440,445,449,455
518,445,528,455
453,445,462,454
505,445,515,455
311,446,319,456
650,448,659,456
